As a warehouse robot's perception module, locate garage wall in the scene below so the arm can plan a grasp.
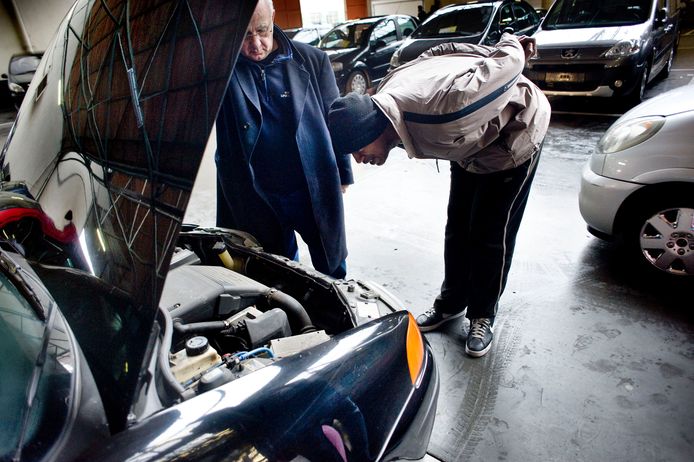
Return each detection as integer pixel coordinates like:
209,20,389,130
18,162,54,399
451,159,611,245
0,2,23,78
0,0,73,75
372,0,421,16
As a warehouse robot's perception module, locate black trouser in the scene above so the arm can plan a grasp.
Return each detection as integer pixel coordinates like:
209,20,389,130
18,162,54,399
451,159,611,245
434,147,542,320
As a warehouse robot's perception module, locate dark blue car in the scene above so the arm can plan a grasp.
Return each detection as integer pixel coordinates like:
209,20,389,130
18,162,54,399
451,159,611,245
319,15,418,95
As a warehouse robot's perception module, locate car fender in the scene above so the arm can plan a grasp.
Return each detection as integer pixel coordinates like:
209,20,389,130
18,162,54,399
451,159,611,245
632,168,694,184
79,312,438,462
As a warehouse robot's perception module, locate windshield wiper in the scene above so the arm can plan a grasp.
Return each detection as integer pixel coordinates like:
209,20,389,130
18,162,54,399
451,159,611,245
12,303,56,462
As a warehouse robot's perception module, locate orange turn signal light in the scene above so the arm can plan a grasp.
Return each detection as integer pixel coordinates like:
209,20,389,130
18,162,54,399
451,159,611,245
406,312,425,386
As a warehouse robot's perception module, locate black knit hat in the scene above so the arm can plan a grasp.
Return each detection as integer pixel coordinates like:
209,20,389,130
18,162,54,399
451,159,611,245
328,93,389,155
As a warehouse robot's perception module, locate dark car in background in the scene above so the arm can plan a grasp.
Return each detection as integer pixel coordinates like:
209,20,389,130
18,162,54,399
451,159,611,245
0,0,439,460
284,25,332,46
389,0,541,69
523,0,681,104
319,14,418,95
1,52,44,109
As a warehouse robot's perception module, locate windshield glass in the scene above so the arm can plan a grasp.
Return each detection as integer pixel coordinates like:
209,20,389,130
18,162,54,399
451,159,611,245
413,5,493,38
543,0,653,29
0,270,70,461
320,21,376,49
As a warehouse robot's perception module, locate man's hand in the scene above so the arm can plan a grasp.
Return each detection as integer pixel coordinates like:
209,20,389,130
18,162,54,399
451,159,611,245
341,184,349,193
517,35,537,62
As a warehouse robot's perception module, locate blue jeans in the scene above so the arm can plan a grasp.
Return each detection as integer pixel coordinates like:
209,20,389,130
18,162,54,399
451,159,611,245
264,187,347,279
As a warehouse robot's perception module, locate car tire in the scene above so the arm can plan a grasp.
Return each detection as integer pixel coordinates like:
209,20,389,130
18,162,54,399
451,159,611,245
345,70,369,95
624,197,694,277
625,62,649,106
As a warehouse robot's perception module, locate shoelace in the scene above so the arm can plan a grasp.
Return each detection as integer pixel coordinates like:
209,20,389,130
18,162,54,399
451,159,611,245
468,318,492,339
423,307,438,316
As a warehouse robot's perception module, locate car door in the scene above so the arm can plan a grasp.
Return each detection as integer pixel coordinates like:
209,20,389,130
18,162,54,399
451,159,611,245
651,0,677,72
363,18,401,85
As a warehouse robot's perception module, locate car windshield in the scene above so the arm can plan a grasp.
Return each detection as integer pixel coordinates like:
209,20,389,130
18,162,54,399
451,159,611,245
292,29,319,43
319,21,376,49
413,5,493,38
542,0,653,29
0,269,70,461
9,55,41,76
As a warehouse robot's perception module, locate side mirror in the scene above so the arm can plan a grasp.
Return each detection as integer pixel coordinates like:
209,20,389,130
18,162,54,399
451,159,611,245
373,39,387,49
1,73,7,79
656,7,667,24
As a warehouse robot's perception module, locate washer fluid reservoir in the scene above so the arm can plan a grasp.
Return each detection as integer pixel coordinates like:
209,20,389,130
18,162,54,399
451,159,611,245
170,336,221,383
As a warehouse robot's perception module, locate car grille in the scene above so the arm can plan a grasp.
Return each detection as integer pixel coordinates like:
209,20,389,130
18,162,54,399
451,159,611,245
524,64,606,92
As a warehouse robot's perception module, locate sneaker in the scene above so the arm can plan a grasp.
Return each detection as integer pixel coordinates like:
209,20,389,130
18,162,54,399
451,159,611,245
415,307,465,332
465,318,494,357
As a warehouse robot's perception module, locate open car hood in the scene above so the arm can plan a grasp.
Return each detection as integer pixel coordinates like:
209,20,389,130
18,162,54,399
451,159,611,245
0,0,256,429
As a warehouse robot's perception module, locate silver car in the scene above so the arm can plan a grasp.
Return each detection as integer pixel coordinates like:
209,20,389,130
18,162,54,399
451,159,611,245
579,84,694,277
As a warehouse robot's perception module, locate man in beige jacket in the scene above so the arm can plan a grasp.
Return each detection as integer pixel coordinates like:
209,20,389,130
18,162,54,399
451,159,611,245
328,33,550,357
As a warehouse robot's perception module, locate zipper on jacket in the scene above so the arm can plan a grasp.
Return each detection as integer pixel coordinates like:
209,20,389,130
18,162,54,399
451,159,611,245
259,68,269,102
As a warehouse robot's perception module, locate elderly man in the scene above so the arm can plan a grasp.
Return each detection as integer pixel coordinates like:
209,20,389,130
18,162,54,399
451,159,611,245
328,34,550,357
215,0,352,278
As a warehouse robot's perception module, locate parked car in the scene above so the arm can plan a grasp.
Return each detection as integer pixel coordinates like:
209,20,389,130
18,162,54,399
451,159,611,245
524,0,681,104
578,84,694,277
389,0,541,69
319,15,418,94
284,25,332,46
1,52,43,109
0,0,439,460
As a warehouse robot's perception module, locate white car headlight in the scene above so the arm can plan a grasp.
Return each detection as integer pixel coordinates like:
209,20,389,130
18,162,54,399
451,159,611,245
8,82,24,93
604,39,640,57
598,116,665,154
331,62,343,72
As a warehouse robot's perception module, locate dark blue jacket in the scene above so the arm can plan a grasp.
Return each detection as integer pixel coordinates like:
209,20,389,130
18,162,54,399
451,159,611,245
215,28,353,271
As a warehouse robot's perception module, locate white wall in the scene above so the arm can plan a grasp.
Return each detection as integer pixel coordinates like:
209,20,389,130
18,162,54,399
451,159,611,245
0,2,23,77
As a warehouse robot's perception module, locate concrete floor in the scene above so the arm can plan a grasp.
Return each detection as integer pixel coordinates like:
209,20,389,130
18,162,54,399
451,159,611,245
184,36,693,462
2,31,692,462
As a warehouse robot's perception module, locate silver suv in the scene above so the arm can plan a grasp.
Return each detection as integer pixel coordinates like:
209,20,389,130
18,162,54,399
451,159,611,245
524,0,681,104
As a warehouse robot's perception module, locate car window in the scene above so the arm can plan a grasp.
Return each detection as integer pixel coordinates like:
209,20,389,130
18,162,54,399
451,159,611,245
293,29,319,44
413,5,494,38
371,19,398,46
513,3,540,30
397,16,417,37
499,4,514,30
9,55,41,76
543,0,653,29
320,22,374,49
0,271,70,461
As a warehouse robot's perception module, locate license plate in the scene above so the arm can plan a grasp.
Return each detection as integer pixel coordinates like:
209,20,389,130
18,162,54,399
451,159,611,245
545,72,584,82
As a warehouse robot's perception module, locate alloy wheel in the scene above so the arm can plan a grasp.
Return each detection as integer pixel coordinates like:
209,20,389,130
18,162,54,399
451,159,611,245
639,207,694,276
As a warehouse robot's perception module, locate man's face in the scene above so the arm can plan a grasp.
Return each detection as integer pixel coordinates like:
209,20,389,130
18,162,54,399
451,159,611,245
241,1,275,61
353,134,390,165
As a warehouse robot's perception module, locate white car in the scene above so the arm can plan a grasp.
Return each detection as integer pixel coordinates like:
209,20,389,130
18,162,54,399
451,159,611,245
579,84,694,277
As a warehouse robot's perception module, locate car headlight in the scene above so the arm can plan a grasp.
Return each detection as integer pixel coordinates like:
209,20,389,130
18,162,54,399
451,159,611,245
604,39,640,57
8,82,24,93
331,62,343,72
598,116,665,153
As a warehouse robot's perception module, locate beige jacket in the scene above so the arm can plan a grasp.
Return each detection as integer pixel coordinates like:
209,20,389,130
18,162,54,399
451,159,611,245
372,33,551,173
